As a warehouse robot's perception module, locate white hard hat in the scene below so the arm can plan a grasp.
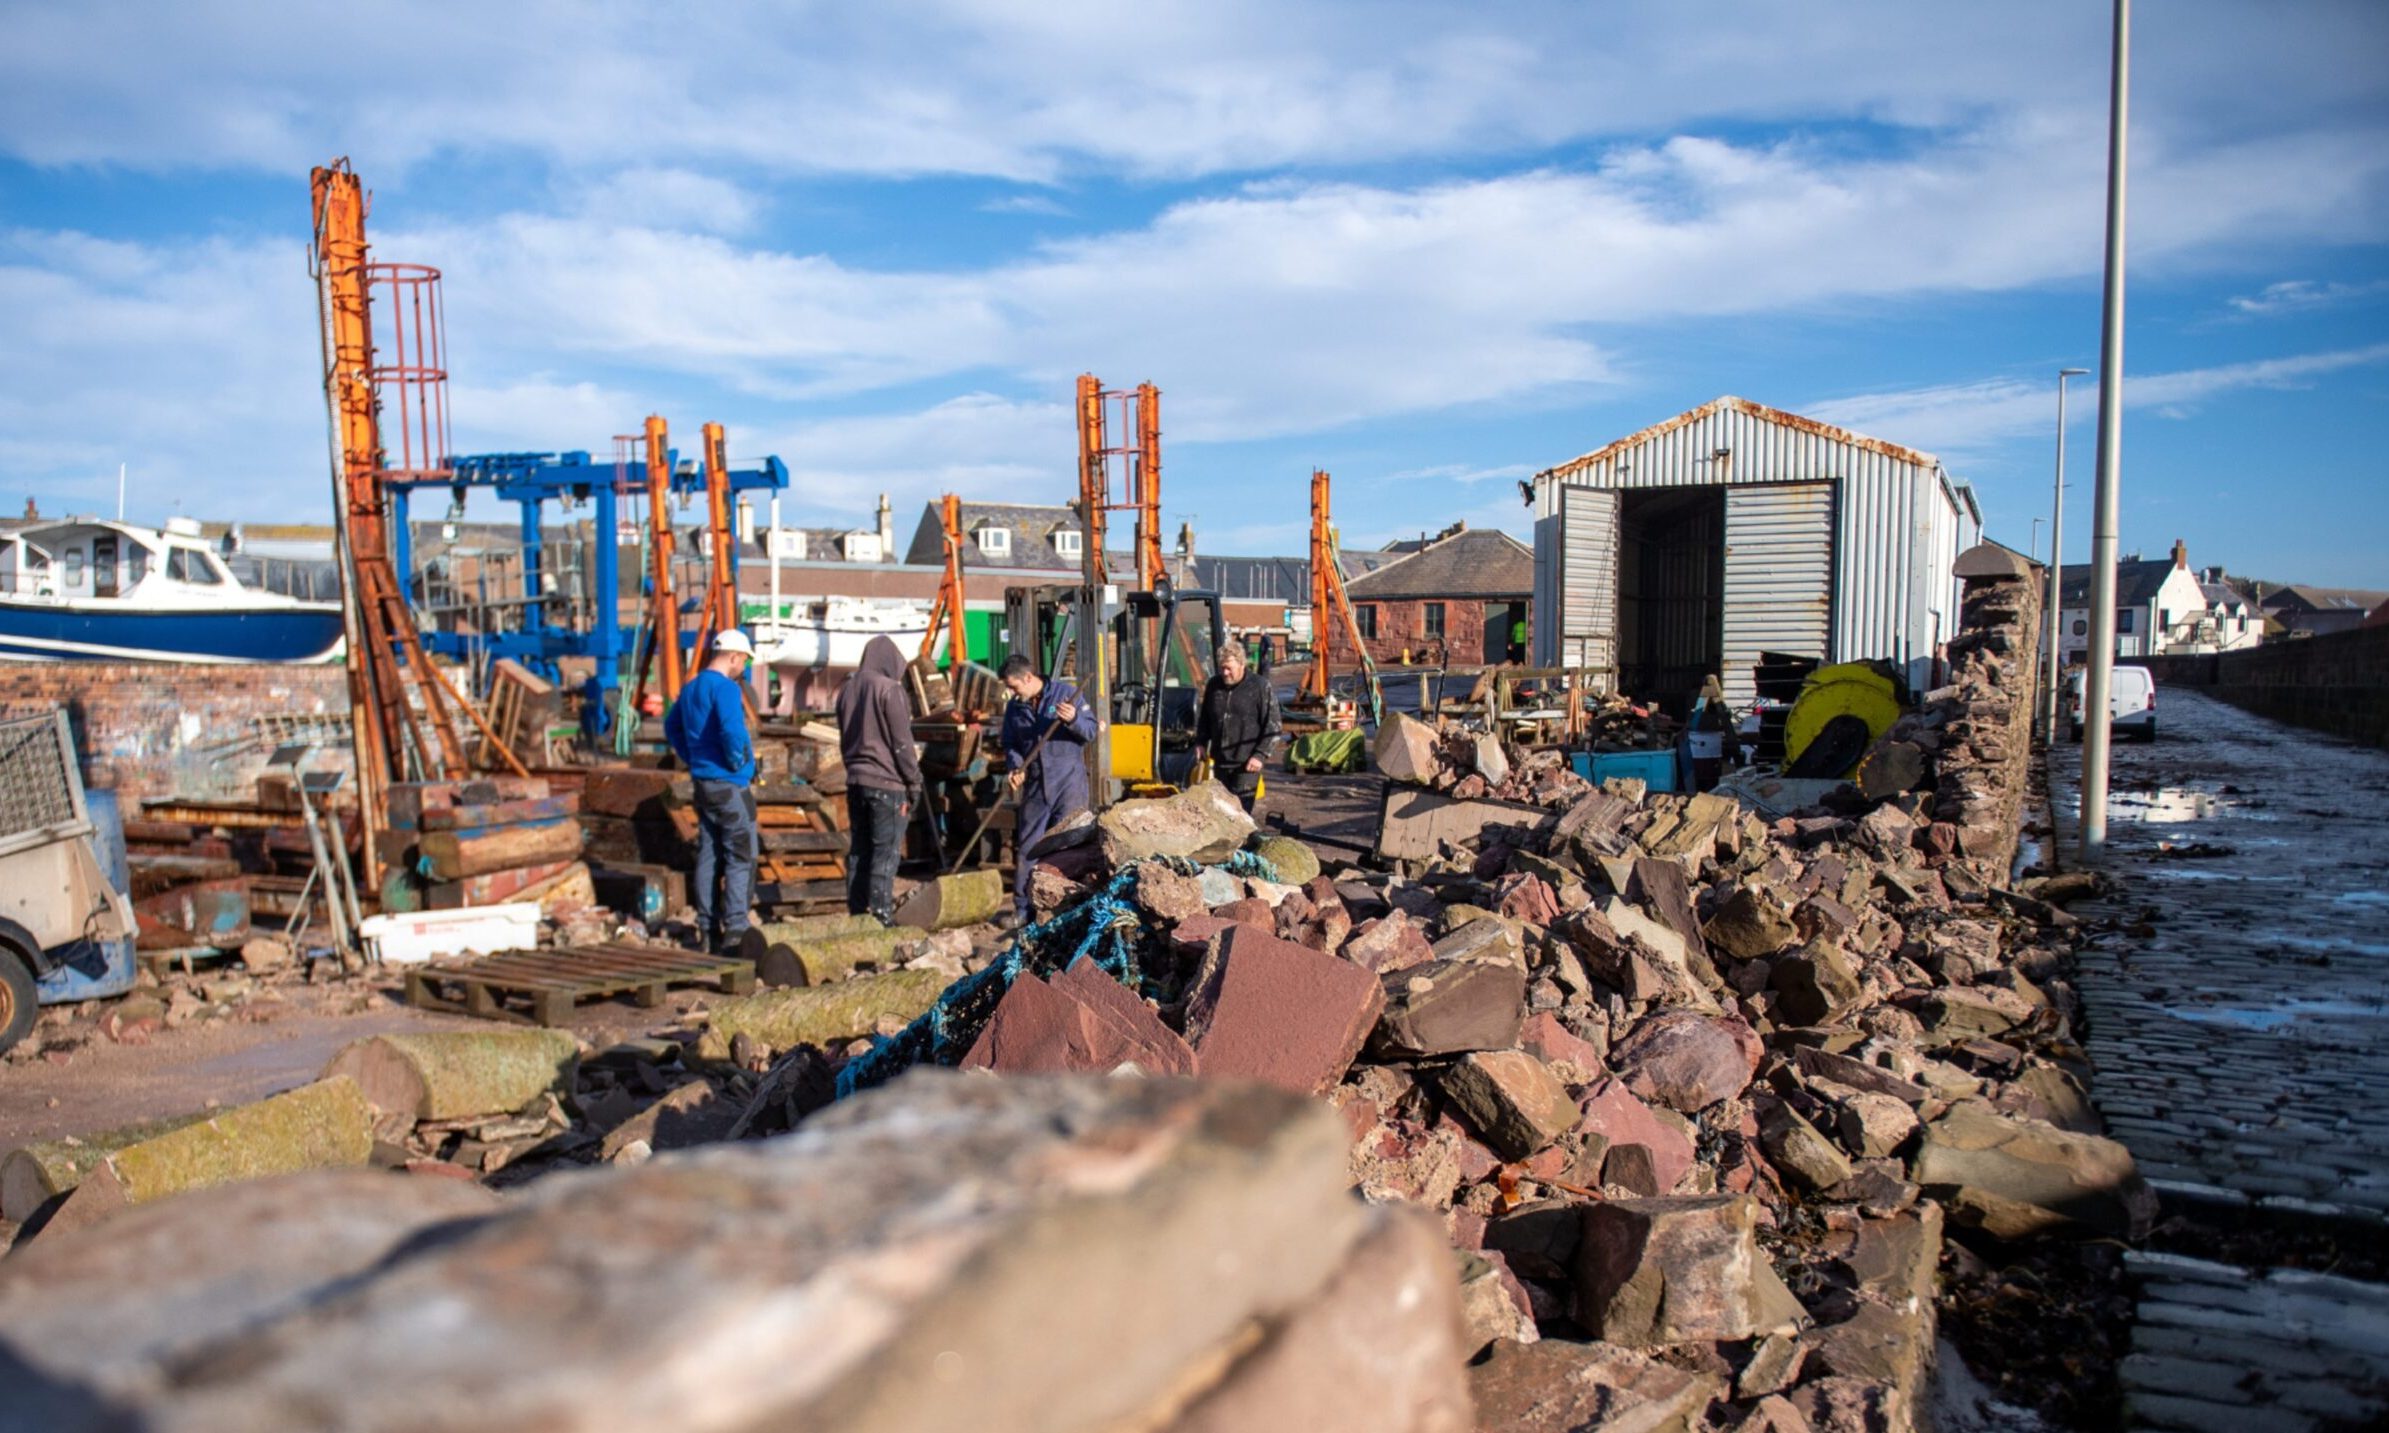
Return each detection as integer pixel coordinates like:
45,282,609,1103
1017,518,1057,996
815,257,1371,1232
713,629,755,657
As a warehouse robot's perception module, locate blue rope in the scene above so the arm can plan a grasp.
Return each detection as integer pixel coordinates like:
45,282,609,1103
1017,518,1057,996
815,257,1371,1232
833,847,1279,1099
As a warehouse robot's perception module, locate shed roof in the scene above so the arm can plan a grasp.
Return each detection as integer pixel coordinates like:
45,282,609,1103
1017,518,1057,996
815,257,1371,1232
1346,527,1533,600
1537,395,1942,484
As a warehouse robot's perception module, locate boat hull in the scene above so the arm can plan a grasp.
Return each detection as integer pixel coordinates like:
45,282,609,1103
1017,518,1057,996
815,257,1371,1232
0,601,347,664
754,621,932,671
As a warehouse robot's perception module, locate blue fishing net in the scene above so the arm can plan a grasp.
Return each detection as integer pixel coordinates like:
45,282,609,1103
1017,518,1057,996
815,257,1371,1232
834,847,1279,1099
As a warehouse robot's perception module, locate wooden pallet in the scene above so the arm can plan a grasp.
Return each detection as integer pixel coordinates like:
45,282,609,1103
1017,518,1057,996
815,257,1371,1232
404,942,757,1026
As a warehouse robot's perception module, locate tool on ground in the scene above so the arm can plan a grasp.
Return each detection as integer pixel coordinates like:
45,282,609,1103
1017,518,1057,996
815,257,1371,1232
943,711,1066,873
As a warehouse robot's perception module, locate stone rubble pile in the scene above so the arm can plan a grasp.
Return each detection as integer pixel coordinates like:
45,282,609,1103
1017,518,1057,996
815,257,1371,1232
762,545,2128,1431
0,546,2114,1432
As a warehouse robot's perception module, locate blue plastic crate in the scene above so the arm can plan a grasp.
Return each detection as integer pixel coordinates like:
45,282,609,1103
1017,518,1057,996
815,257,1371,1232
1570,748,1678,792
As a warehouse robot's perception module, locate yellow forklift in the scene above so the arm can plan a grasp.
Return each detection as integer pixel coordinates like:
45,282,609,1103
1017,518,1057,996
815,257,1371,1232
1002,576,1225,805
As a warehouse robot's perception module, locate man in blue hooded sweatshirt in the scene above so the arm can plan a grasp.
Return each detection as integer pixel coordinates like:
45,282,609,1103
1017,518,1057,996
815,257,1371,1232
998,653,1098,924
665,629,758,953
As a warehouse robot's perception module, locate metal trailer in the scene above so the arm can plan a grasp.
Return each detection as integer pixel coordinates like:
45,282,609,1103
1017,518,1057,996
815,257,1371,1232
0,710,136,1053
1530,396,1981,711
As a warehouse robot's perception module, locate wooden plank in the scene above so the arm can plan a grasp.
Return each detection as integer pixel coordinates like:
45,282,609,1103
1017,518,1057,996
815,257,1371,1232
416,819,583,881
419,794,581,832
759,830,848,855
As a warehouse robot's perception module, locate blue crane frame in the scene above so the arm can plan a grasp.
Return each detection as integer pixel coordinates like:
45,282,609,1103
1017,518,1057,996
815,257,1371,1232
384,447,790,701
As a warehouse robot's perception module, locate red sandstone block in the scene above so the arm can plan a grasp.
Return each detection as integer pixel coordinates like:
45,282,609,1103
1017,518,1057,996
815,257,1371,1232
1183,925,1385,1095
960,970,1197,1078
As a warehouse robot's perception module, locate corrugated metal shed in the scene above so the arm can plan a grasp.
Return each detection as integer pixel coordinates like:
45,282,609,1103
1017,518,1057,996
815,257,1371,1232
1531,396,1980,705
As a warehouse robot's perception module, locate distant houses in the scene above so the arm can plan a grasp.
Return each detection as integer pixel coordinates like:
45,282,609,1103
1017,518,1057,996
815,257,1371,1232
2259,583,2389,640
1337,523,1535,667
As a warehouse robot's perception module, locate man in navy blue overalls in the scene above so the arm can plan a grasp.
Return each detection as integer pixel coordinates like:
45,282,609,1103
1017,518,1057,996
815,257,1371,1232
998,654,1098,925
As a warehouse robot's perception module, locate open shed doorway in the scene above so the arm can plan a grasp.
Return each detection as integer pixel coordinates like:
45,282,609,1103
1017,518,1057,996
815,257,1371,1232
1617,486,1722,714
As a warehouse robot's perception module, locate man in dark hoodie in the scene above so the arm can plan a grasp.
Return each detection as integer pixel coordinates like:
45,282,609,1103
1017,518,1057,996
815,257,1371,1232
836,636,924,923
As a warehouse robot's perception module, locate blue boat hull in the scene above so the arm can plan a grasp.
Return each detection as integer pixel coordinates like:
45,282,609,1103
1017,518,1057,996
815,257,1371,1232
0,601,345,664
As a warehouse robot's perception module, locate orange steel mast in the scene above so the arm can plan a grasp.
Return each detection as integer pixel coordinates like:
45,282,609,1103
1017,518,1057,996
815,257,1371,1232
920,492,971,667
1074,375,1165,592
310,160,473,873
637,414,683,702
1301,469,1381,714
691,422,740,658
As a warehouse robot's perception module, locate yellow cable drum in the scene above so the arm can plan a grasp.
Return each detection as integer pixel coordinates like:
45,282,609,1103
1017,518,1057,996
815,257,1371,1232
1782,663,1903,778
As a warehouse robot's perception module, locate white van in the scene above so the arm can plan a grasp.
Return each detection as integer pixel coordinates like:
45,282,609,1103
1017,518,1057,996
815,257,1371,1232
2066,665,2157,742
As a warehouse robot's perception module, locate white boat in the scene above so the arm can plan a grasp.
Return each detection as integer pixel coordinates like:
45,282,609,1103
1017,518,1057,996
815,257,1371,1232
746,596,933,670
0,517,345,664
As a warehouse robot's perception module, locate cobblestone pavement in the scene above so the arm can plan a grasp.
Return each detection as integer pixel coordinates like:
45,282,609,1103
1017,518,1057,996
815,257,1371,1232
2056,688,2389,1430
2056,688,2389,1217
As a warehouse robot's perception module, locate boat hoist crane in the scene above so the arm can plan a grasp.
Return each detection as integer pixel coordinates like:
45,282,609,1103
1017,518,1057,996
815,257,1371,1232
309,158,530,886
1004,375,1222,807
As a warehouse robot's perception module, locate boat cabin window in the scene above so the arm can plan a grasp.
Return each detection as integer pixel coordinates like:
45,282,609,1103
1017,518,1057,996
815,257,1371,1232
62,549,85,588
93,534,119,598
167,547,225,585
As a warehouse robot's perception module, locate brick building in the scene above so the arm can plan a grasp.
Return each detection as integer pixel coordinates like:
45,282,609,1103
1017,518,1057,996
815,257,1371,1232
1333,524,1533,668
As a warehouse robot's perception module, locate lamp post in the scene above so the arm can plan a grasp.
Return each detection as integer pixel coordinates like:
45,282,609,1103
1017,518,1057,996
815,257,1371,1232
2046,367,2089,744
2081,0,2131,857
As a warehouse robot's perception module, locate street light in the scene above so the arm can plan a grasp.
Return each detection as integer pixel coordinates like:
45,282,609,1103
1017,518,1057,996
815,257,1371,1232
2046,366,2089,745
2081,0,2131,857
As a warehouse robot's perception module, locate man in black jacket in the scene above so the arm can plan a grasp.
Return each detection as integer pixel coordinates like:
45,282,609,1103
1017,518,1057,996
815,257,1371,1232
835,636,923,923
1192,641,1281,812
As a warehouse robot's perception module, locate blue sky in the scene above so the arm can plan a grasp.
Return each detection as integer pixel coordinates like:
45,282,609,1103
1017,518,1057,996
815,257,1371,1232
2,1,2385,585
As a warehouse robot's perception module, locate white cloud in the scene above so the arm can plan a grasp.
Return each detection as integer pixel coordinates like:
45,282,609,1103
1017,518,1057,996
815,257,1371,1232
2226,278,2389,317
386,118,2389,445
980,194,1073,218
761,393,1069,528
568,169,760,236
3,1,2382,183
1807,343,2389,459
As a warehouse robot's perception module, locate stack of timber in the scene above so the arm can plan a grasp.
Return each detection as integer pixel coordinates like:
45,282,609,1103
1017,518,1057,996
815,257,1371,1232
577,758,849,922
381,777,593,917
127,771,370,958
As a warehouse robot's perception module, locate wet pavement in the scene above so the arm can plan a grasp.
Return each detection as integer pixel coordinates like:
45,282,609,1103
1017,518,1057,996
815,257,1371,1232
2055,687,2389,1430
2057,688,2389,1216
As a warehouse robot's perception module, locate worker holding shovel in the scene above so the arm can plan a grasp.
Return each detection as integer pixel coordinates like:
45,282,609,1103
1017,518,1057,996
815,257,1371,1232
997,654,1098,925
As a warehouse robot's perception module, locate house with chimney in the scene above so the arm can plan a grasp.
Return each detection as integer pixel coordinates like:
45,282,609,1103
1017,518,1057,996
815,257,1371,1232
2054,539,2210,667
1334,522,1534,667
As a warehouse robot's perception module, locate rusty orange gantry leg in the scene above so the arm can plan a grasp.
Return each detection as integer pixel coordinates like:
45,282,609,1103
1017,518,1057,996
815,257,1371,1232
920,492,971,668
636,414,683,704
692,421,740,661
1302,469,1382,722
310,158,476,885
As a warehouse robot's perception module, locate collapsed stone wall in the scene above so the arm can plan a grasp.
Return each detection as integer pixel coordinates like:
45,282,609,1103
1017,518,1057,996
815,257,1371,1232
0,662,349,805
1925,547,2046,883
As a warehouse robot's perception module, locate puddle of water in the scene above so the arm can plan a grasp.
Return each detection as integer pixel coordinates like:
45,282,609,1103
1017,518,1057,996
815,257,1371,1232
2171,996,2389,1031
2335,891,2389,908
2104,786,2275,824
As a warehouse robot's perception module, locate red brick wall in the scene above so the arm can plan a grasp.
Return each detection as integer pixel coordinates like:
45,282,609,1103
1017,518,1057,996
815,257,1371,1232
1325,597,1526,668
0,663,350,806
